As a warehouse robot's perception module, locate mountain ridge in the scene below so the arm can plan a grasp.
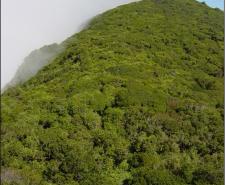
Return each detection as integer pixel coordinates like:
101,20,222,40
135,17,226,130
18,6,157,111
3,44,64,92
1,0,224,185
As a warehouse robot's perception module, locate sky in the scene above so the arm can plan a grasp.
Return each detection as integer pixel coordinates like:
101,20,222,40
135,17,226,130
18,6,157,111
197,0,224,10
1,0,138,89
1,0,224,89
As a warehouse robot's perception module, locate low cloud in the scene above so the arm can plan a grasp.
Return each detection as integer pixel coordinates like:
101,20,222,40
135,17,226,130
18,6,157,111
1,0,139,89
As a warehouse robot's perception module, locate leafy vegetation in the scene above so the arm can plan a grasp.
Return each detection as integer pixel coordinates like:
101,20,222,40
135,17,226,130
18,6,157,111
4,43,63,91
1,0,224,184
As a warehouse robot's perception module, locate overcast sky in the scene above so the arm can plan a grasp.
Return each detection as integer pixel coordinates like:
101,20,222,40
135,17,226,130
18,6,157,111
1,0,224,89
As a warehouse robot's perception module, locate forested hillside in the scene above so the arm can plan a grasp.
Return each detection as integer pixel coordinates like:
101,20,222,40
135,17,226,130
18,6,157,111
1,0,224,184
3,44,63,91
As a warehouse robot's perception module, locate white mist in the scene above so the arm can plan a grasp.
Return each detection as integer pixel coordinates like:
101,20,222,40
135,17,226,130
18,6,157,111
1,0,138,89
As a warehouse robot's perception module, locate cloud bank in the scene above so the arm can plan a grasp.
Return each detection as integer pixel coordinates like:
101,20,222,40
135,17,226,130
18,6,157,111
1,0,138,89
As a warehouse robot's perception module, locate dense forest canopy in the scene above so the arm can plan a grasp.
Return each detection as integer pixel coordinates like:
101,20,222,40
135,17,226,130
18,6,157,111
1,0,224,184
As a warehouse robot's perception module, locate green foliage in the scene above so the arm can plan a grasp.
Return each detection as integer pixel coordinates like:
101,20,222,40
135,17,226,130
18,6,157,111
1,0,224,184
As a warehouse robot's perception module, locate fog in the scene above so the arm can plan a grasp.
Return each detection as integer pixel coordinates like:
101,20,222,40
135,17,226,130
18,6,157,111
1,0,223,90
1,0,138,89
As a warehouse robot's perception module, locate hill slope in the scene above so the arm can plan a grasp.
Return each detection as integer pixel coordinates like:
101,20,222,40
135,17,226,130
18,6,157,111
1,0,224,185
3,44,64,91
